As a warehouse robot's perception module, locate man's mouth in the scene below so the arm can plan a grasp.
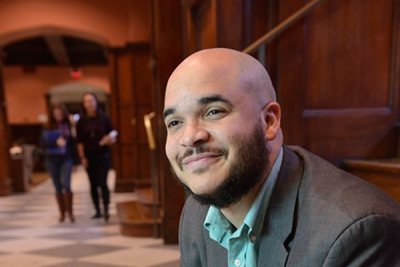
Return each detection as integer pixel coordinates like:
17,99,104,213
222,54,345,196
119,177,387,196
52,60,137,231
183,152,221,164
179,151,225,171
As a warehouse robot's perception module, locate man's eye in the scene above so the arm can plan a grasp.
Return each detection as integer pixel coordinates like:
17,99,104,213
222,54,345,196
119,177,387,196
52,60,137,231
167,120,181,128
205,109,226,117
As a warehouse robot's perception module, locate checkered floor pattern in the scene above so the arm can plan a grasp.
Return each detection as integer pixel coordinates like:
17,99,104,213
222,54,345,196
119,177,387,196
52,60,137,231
0,167,180,267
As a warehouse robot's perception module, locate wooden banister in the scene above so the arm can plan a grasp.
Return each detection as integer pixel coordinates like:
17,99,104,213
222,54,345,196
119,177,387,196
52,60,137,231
243,0,328,54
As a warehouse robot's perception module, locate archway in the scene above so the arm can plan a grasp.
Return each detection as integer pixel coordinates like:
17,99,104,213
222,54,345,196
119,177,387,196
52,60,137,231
47,82,109,115
0,27,111,195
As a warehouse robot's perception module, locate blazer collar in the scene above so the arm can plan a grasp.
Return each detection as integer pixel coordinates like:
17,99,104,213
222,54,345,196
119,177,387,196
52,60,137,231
258,146,303,266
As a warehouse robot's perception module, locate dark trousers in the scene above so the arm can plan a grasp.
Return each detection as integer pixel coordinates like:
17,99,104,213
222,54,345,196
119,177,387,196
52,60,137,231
86,155,111,213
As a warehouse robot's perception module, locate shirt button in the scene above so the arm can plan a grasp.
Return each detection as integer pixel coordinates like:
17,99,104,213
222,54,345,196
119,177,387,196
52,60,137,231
234,259,241,266
250,234,257,242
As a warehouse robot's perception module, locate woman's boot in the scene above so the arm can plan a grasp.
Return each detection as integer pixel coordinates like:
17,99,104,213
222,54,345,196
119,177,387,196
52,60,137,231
104,204,109,222
64,192,75,223
55,193,65,222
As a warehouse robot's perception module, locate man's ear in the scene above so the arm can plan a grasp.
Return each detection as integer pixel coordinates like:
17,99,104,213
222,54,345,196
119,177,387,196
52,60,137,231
262,102,281,141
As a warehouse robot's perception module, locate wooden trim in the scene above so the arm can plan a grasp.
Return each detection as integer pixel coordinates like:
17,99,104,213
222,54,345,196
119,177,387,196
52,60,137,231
181,0,203,9
390,0,400,113
345,159,400,174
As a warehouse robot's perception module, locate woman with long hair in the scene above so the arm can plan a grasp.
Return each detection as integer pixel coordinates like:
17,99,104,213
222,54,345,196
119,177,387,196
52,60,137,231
41,103,75,223
76,92,116,222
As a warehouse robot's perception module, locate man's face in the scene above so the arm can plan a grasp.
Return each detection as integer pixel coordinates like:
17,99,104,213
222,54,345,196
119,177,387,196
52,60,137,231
164,64,269,207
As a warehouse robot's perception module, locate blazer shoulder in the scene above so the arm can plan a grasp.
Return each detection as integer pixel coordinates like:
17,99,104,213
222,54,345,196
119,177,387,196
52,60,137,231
323,214,400,266
287,145,400,218
283,146,400,266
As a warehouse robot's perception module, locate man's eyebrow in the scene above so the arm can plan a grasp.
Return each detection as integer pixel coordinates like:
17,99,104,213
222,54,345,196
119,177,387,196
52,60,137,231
163,95,232,119
198,95,232,106
163,108,175,119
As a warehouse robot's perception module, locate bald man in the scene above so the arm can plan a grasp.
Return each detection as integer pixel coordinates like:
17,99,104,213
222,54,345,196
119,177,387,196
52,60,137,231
163,48,400,267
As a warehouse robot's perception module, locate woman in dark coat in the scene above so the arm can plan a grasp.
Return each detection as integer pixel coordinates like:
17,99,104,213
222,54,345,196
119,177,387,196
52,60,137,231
76,92,117,222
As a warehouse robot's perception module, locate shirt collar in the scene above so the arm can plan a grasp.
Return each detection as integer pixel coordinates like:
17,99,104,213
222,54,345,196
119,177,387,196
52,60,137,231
204,147,284,241
245,146,283,237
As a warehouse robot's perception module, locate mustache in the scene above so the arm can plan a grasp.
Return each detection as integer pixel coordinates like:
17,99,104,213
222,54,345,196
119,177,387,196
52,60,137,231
177,145,227,166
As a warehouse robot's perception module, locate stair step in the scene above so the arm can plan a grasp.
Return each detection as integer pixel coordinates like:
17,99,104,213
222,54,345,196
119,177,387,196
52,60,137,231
116,201,161,237
343,158,400,202
136,187,156,204
135,187,161,218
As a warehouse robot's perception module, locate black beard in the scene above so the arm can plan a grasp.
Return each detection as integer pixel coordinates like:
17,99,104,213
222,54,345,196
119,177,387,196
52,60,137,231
174,122,269,208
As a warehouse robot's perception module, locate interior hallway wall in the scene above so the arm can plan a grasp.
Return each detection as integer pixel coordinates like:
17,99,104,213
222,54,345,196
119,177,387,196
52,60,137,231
4,66,109,124
0,0,150,46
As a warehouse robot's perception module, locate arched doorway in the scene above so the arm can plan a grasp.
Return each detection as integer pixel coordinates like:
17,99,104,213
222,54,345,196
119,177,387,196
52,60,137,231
0,30,110,194
47,82,109,115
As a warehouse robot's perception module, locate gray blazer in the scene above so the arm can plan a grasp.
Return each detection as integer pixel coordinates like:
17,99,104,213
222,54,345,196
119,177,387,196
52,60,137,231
179,146,400,266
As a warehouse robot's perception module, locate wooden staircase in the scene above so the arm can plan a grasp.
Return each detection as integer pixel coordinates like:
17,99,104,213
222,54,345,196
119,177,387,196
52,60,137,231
116,187,161,237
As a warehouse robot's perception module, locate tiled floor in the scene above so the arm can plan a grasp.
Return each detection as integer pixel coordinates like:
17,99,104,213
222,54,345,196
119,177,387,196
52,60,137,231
0,167,180,267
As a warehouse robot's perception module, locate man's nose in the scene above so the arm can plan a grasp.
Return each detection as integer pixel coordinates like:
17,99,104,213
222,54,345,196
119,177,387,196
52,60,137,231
179,123,210,147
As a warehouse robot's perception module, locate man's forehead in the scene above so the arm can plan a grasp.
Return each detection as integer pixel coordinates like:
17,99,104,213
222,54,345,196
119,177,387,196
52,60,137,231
165,79,240,106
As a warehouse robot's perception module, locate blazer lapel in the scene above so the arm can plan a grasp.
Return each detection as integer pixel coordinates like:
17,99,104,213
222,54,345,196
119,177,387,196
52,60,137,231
258,146,303,266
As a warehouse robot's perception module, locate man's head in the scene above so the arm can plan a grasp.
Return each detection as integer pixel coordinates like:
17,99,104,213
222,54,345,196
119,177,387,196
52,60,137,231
163,48,282,208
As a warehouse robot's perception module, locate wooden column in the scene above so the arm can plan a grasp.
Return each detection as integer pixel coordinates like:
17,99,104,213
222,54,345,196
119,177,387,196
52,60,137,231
151,0,279,244
151,0,185,244
0,62,12,196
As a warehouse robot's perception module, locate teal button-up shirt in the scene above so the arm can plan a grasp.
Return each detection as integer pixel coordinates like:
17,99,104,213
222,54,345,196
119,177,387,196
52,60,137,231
204,147,283,267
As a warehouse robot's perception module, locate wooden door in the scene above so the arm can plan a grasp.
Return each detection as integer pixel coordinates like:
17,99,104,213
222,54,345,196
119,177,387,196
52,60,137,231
110,44,153,192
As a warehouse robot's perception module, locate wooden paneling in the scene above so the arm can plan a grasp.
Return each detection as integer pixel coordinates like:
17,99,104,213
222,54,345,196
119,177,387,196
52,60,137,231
183,0,248,55
137,144,151,187
273,0,400,163
276,0,307,146
118,107,135,143
183,0,217,55
216,0,243,49
129,45,152,188
305,0,392,109
247,0,279,82
304,108,397,163
110,44,153,192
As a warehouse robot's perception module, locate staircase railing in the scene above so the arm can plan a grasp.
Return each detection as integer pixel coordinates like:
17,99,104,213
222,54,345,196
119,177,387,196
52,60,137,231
243,0,328,55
